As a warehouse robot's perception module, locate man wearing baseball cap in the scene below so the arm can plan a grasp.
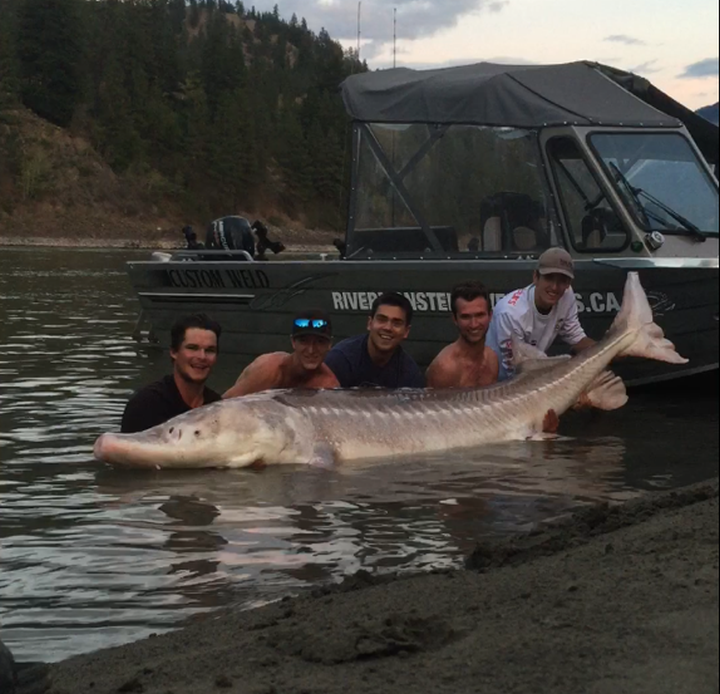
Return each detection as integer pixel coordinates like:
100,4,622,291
223,309,339,397
486,247,596,381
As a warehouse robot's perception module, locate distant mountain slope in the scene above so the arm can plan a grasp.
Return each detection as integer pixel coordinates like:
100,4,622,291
696,102,719,125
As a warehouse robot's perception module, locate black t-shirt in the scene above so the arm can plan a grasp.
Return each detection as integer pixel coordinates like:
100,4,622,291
324,334,425,389
120,374,221,433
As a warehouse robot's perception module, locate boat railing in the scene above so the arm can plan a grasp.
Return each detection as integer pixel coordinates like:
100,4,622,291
168,249,256,262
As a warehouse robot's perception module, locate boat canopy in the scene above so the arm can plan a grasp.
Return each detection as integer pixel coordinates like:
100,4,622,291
341,60,719,168
341,61,683,129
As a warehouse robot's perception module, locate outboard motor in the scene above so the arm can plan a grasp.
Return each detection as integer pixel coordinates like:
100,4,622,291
205,216,256,256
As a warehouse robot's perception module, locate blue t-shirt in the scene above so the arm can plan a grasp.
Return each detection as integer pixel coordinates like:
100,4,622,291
325,334,425,389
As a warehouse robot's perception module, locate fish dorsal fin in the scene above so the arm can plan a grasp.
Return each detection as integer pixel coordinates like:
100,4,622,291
512,337,571,375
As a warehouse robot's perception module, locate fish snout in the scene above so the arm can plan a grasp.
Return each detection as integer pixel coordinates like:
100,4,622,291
163,422,204,444
93,433,113,462
93,434,103,460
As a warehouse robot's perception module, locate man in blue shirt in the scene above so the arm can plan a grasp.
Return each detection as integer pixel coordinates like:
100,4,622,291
324,292,425,388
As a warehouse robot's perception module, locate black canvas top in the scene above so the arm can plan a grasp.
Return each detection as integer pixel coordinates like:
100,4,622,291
341,61,683,129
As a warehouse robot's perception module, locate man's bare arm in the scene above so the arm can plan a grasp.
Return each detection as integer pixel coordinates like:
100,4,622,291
571,337,597,353
426,354,460,388
485,346,500,383
222,354,285,398
315,368,340,389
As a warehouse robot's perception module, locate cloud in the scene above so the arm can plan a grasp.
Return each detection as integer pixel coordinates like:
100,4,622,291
678,57,719,79
250,0,510,57
629,59,661,75
604,34,646,46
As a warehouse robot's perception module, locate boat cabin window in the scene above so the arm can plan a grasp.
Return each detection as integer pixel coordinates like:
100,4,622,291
546,137,629,253
589,133,719,237
349,124,551,257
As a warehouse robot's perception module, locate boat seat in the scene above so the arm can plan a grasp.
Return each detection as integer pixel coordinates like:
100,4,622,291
482,217,502,250
512,226,537,251
581,209,614,250
479,191,548,252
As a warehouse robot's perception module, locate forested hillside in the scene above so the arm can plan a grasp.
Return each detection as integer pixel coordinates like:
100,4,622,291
0,0,366,240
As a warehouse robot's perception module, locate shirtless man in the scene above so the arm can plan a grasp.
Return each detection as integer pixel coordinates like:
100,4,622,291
426,280,499,388
223,310,339,398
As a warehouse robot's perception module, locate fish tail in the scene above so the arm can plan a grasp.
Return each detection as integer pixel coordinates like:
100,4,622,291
611,272,688,364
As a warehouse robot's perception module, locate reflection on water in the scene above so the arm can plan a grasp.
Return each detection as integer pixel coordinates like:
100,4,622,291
0,248,717,663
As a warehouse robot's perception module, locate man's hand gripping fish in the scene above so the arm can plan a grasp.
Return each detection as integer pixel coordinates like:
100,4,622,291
94,272,688,469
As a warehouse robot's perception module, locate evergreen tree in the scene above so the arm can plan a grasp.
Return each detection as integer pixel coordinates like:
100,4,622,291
181,71,211,177
276,106,312,205
0,3,19,115
16,0,85,126
189,0,200,28
1,0,366,228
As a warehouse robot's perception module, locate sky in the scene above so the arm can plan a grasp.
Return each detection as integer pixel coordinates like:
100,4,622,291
252,0,719,110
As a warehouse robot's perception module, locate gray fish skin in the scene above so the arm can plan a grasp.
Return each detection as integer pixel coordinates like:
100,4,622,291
93,272,687,469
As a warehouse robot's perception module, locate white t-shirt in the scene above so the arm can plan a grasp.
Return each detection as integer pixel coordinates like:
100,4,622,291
486,284,587,381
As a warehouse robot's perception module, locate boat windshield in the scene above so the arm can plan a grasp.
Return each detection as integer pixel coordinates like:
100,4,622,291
349,124,551,257
589,132,719,237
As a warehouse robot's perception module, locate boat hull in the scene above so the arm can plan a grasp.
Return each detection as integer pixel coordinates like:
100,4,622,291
127,257,719,386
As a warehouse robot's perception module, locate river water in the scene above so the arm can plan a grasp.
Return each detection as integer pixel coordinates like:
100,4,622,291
0,247,717,663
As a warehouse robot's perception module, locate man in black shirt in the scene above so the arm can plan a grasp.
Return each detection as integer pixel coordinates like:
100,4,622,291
121,314,222,433
324,292,425,389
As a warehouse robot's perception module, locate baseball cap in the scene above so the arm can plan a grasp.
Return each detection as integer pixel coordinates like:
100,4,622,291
537,247,574,279
291,309,332,340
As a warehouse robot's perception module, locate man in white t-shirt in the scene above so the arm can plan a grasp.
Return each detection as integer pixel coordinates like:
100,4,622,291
486,247,596,381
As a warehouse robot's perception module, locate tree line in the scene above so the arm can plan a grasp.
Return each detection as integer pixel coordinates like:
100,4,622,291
0,0,366,228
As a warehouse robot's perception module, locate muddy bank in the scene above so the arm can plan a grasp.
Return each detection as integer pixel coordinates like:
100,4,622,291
0,235,182,249
48,480,718,694
0,236,338,255
0,236,338,254
0,211,339,252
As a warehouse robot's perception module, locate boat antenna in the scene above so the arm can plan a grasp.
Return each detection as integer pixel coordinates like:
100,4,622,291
357,1,361,61
393,7,397,68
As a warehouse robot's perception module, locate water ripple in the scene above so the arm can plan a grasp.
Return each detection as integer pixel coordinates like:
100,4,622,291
0,247,717,664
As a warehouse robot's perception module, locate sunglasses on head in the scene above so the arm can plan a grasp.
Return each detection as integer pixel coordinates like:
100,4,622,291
294,318,328,329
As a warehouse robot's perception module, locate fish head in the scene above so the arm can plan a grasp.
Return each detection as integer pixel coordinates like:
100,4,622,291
94,396,306,469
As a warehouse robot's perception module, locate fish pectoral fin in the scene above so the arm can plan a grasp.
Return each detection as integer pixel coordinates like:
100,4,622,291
308,443,337,469
576,370,628,411
523,409,561,441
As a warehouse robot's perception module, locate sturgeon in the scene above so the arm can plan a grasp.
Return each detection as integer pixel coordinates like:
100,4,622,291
94,272,688,469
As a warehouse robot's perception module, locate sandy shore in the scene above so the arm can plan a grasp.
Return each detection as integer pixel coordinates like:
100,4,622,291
47,480,718,694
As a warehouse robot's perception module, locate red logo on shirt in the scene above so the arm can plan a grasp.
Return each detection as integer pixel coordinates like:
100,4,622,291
507,289,524,307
